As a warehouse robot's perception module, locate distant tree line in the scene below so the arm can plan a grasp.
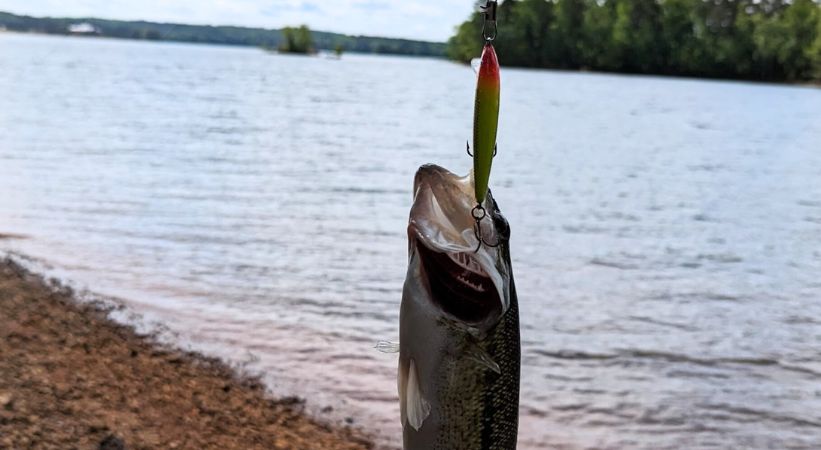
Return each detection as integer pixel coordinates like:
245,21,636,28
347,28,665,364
0,11,446,57
448,0,821,82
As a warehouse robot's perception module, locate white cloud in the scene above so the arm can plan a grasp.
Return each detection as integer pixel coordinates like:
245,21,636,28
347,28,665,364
0,0,474,41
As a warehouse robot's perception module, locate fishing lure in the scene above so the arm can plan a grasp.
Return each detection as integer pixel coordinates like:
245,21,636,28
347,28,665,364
396,4,519,448
468,1,501,250
471,42,500,207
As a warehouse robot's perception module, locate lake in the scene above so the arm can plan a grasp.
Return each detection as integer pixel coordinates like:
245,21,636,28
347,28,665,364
1,33,820,449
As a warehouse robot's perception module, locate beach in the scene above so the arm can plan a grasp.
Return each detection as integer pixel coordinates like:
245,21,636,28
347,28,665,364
0,258,373,450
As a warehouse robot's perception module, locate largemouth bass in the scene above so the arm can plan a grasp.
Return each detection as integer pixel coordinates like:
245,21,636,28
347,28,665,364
399,164,520,449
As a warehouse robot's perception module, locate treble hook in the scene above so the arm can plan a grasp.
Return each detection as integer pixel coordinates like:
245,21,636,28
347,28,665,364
466,142,498,158
471,204,501,252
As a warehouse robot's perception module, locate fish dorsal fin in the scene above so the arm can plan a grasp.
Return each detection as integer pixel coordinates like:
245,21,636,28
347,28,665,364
405,359,431,431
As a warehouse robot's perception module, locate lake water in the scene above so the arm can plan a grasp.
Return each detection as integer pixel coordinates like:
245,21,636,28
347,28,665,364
2,33,821,449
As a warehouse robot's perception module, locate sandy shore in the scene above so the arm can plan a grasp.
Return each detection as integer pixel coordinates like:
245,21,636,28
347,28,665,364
0,258,374,450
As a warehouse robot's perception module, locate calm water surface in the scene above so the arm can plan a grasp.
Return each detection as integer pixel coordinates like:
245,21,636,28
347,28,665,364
1,33,821,449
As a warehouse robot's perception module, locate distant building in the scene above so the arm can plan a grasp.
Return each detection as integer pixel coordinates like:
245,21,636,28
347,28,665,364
67,23,99,35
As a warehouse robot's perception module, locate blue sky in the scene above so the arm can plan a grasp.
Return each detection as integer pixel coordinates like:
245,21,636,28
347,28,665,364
0,0,473,41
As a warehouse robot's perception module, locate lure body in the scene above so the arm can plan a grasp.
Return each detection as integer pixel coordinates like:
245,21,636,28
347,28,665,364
472,43,501,205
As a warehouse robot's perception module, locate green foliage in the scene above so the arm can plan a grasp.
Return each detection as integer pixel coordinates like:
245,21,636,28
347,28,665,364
814,12,821,77
447,12,484,62
279,25,314,54
0,11,446,58
447,0,821,82
779,0,821,79
554,0,585,67
502,0,555,67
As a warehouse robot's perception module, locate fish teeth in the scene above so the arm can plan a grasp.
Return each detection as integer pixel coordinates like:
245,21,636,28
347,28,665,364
457,274,485,292
448,252,487,276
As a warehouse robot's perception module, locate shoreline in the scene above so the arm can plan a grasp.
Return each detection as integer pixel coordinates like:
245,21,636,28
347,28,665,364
3,30,819,88
0,257,374,449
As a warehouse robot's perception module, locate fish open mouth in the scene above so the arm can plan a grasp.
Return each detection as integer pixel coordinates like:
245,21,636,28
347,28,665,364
415,243,502,325
407,164,508,328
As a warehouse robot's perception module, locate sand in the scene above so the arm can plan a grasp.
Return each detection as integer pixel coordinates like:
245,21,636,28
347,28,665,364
0,258,374,450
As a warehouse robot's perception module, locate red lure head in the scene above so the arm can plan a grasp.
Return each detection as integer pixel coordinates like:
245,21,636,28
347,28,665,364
478,43,500,86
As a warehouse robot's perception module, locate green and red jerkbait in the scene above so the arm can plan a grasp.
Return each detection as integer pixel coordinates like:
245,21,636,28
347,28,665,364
472,43,500,206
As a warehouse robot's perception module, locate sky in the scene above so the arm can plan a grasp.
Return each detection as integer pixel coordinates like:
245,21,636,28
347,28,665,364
0,0,474,42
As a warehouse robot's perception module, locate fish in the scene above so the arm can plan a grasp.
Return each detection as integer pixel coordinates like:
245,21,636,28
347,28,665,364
399,164,520,449
472,42,501,206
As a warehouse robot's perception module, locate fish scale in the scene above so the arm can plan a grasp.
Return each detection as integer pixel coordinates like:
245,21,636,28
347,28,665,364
430,291,520,449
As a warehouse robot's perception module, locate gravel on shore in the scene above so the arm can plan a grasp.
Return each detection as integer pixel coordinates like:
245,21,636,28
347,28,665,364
0,258,374,450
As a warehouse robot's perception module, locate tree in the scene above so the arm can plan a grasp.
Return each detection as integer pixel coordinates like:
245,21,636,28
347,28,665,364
813,13,821,78
446,12,483,62
661,0,701,75
779,0,821,79
581,0,618,70
553,0,587,68
279,25,314,54
499,0,556,67
611,0,665,72
445,0,821,82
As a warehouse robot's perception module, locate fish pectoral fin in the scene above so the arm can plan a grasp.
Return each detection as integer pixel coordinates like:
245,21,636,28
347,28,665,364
404,358,431,431
467,344,501,375
398,357,408,426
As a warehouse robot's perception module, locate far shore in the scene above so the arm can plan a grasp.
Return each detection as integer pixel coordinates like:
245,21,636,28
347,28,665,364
2,29,817,89
0,257,374,450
